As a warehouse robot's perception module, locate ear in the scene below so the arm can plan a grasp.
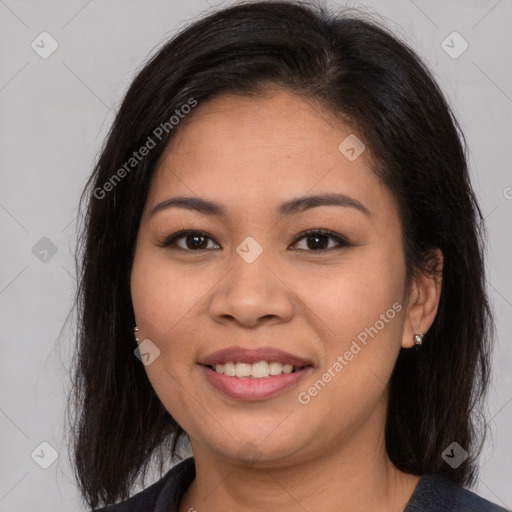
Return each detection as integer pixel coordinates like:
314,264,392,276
401,248,443,349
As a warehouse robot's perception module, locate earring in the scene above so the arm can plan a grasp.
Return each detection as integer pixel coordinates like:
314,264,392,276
413,333,423,346
134,326,139,342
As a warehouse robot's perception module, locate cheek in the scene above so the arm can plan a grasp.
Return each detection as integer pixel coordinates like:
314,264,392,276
299,247,404,337
297,247,405,397
131,249,203,345
130,249,211,424
130,249,207,427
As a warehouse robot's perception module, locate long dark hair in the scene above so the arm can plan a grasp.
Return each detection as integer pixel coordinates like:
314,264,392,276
67,0,495,508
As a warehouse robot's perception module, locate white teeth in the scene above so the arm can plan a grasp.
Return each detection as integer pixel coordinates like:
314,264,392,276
223,362,236,377
210,360,300,378
251,361,269,378
269,361,283,375
235,362,252,378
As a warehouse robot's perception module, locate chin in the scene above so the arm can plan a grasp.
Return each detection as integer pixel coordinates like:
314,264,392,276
195,426,311,466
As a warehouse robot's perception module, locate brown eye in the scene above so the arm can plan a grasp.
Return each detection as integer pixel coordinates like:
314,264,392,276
290,229,351,252
159,230,220,251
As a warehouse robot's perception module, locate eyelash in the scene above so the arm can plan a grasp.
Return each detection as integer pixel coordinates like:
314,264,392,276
158,228,351,253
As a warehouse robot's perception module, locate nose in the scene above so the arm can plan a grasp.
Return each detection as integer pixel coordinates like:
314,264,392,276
208,251,295,328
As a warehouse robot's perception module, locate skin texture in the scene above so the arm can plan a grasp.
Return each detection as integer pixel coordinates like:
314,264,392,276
130,89,443,512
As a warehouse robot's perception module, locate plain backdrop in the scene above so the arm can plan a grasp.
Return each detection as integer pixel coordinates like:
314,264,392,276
1,0,511,510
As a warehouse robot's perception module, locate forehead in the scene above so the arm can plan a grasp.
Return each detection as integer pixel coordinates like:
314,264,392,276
165,89,349,162
146,89,395,224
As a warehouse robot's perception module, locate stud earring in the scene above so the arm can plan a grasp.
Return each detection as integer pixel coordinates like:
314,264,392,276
134,326,139,342
413,333,423,346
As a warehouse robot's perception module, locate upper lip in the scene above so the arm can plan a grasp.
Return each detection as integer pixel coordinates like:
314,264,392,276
198,346,314,367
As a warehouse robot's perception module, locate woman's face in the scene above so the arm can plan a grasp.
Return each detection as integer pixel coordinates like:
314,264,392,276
131,89,423,467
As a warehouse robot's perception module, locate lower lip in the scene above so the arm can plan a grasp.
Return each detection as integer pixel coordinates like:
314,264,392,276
200,365,313,401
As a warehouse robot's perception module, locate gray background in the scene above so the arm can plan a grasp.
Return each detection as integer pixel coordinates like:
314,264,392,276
1,0,511,510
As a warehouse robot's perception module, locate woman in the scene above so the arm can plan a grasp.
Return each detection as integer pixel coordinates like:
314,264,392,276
68,1,508,510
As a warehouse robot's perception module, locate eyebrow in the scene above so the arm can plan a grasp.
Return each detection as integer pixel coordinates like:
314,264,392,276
149,192,371,219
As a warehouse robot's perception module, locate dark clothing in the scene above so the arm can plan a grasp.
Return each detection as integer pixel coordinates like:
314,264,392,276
93,457,509,511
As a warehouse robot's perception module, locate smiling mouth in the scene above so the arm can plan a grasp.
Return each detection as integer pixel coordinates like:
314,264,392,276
203,361,311,379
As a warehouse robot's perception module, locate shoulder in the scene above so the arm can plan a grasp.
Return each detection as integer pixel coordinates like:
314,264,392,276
405,473,509,512
91,457,195,512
